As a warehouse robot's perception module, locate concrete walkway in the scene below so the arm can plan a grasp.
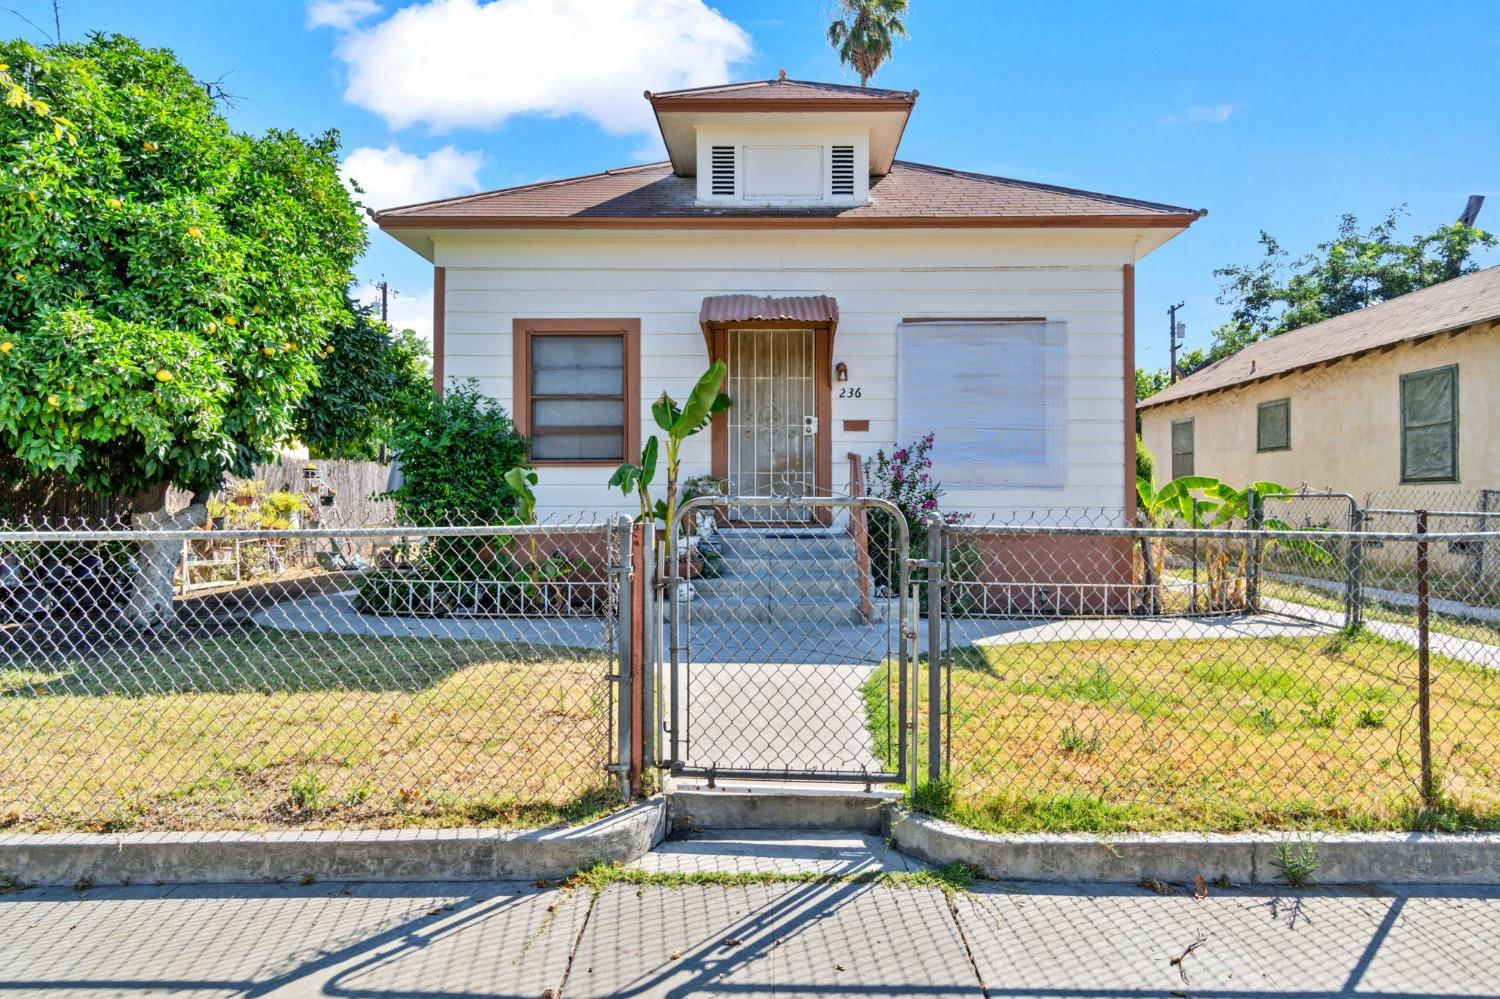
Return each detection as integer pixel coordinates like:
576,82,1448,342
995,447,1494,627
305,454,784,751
5,835,1497,998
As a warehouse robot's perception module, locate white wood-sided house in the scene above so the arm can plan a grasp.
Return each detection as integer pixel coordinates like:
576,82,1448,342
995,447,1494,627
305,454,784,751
374,76,1204,530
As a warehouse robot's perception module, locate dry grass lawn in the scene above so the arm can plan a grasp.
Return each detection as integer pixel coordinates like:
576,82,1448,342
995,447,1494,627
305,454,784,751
870,631,1500,833
0,628,616,832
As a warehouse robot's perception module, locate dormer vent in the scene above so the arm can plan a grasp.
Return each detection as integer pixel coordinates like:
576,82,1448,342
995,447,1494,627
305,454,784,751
710,145,736,196
830,145,855,196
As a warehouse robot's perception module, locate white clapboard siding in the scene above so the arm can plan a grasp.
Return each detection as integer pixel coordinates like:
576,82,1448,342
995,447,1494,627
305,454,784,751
434,230,1137,520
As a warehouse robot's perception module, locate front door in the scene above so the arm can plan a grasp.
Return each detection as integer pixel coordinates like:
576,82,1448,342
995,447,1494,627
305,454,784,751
725,328,819,522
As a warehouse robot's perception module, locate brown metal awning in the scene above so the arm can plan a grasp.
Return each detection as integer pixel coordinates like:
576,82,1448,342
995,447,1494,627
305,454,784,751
698,295,839,350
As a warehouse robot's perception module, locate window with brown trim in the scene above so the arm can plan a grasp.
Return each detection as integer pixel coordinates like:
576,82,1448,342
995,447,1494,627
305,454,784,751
513,319,640,465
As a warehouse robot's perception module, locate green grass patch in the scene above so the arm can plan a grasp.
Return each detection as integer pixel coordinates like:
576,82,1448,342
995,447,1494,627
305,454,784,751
0,627,617,832
874,634,1500,834
567,860,978,895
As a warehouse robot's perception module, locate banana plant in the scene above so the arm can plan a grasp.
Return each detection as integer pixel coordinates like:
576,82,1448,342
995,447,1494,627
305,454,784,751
1135,475,1330,613
608,435,661,523
503,465,542,588
609,362,731,537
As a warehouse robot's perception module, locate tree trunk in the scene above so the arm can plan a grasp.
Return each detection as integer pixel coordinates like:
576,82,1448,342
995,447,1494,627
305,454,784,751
125,483,208,631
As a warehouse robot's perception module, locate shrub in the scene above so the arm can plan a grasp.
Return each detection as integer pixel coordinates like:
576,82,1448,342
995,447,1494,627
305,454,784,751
1135,434,1156,484
864,433,966,590
385,380,529,525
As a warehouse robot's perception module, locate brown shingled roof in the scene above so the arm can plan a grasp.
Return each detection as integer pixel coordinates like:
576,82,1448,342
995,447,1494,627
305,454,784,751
647,76,916,110
1139,265,1500,410
376,160,1205,230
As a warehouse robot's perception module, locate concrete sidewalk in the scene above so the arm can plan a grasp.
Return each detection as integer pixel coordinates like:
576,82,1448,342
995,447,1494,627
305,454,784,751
4,834,1498,997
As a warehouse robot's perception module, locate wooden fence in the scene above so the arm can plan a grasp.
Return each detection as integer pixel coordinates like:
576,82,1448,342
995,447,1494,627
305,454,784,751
1,458,396,528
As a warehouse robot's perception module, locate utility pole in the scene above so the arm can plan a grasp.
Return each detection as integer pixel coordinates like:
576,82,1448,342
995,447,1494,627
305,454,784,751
1167,302,1186,384
373,279,396,322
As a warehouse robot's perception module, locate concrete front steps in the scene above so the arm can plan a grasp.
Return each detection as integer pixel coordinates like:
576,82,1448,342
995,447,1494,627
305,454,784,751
684,528,885,625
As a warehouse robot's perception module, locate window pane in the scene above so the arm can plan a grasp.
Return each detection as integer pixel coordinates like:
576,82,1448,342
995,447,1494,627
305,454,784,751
1403,424,1454,481
532,335,622,369
533,399,623,429
532,335,623,396
1257,399,1289,451
531,432,624,461
1171,419,1194,478
1403,368,1454,427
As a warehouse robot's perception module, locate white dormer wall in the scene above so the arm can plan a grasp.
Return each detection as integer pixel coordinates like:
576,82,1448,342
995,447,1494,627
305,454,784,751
694,125,870,208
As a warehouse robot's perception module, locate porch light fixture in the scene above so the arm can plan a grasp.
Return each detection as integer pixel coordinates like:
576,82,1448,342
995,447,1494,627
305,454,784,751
834,362,848,382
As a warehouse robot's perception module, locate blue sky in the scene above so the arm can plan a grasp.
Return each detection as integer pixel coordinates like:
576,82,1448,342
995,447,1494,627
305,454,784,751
10,0,1498,369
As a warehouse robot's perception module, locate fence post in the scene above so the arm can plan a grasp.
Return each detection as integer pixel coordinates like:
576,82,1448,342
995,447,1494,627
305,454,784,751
926,520,944,785
1415,510,1435,809
1246,487,1261,612
1346,501,1364,630
630,521,650,792
614,517,634,802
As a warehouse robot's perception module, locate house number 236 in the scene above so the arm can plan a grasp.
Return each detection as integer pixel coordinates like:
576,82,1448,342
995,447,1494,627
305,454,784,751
838,386,863,399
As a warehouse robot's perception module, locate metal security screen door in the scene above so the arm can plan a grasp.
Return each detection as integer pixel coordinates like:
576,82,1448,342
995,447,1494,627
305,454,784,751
727,328,816,522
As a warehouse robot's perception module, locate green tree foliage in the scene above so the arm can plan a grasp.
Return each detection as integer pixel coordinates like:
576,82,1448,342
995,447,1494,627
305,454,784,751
827,0,908,86
294,296,431,460
1134,367,1170,402
1134,209,1494,397
384,380,529,525
0,35,365,503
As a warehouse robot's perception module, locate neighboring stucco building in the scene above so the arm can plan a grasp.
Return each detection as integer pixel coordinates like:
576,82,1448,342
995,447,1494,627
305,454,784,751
374,76,1204,527
1139,265,1500,501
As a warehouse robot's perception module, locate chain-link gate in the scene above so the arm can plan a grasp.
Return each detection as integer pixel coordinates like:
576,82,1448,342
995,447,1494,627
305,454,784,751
660,495,914,785
1259,489,1363,627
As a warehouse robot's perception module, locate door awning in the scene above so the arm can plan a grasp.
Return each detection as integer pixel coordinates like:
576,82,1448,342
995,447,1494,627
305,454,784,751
698,295,839,350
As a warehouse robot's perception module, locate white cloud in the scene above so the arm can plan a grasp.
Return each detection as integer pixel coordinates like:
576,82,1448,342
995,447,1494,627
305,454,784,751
340,144,484,216
324,0,753,134
306,0,381,29
1161,103,1234,127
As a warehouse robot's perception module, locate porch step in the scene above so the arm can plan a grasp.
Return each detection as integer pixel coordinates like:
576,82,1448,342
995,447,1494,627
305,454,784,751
703,531,860,560
679,590,885,625
688,527,880,624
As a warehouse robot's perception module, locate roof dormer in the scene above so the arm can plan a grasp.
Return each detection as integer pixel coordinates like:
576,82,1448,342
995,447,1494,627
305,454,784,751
646,74,917,208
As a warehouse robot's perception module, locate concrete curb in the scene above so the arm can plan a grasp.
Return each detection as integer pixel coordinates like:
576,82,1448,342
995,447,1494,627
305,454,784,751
669,789,887,833
0,799,668,888
888,809,1500,885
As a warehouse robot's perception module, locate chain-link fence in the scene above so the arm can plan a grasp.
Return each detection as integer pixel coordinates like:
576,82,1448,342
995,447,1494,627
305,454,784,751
0,515,625,833
926,520,1500,833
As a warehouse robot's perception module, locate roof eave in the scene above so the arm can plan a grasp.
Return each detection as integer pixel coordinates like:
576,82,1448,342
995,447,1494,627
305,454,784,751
1136,318,1492,411
375,212,1206,231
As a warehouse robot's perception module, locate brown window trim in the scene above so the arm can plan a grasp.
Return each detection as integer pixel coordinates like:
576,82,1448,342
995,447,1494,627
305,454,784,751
512,318,641,467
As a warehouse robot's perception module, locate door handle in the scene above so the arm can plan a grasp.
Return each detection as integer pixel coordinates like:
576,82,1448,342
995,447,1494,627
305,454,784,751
803,415,818,436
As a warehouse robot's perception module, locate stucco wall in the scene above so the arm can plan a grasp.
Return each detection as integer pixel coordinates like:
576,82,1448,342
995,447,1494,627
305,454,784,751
1139,323,1499,501
434,229,1144,520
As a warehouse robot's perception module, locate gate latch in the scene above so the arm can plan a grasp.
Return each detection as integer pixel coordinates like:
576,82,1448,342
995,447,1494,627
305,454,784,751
802,415,818,436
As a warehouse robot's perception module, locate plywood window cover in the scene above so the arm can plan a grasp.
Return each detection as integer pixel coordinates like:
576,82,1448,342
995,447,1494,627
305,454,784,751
512,318,641,467
1399,363,1459,484
1256,397,1291,453
1171,417,1195,479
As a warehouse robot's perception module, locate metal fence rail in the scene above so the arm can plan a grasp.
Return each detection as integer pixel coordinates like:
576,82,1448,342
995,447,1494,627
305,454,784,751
0,515,626,833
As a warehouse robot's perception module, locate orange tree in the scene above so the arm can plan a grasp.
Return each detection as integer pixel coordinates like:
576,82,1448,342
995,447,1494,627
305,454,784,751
0,35,364,623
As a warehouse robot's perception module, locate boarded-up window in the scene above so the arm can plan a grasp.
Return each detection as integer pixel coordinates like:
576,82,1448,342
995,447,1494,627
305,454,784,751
529,335,626,462
1401,364,1458,482
1171,418,1194,479
896,320,1066,488
1257,398,1290,452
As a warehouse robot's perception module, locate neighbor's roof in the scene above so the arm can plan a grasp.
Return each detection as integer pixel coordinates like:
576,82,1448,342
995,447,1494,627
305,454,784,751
375,160,1205,230
647,76,917,110
1139,265,1500,410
